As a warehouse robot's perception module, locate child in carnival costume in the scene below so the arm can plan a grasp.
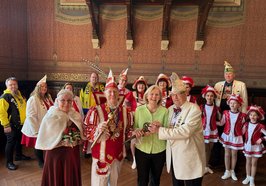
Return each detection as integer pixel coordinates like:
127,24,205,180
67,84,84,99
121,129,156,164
242,105,266,186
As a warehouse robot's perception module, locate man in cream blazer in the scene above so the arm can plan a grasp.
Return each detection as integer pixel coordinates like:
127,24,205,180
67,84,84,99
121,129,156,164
149,72,205,186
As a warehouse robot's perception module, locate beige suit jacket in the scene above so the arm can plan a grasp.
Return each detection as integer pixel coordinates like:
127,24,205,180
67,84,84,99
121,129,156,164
158,101,205,180
214,80,248,113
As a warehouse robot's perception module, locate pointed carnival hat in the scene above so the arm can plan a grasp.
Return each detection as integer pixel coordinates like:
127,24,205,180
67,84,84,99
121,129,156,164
132,76,148,90
246,105,265,121
105,69,118,89
37,75,47,86
170,72,186,94
227,94,243,106
201,85,218,98
119,68,128,81
155,73,171,87
224,61,234,73
181,76,194,87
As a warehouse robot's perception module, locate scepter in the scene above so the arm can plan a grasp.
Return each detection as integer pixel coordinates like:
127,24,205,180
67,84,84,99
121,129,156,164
91,111,115,149
123,122,150,144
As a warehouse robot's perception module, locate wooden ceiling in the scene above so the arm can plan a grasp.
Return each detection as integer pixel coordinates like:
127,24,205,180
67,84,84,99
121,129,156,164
85,0,214,50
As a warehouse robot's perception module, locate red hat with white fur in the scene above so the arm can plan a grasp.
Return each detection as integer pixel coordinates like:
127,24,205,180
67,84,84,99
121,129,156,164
227,94,243,106
181,76,194,87
201,85,218,98
105,69,118,89
246,105,265,121
132,76,148,90
155,73,171,87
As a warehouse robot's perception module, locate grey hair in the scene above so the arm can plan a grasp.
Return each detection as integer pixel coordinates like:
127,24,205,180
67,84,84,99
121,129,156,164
54,89,73,107
5,77,17,87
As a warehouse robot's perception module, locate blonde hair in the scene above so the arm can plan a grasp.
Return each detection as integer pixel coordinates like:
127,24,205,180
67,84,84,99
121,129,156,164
144,85,162,106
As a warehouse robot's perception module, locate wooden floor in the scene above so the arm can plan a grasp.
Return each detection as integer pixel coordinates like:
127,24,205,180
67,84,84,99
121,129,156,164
0,148,266,186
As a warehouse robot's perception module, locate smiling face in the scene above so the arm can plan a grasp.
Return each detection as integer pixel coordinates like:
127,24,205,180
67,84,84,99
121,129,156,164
137,83,146,93
6,79,18,94
57,93,73,113
171,92,186,108
224,72,235,83
39,83,48,96
158,80,167,90
147,87,161,106
90,72,99,86
205,91,215,105
105,87,119,107
249,111,259,123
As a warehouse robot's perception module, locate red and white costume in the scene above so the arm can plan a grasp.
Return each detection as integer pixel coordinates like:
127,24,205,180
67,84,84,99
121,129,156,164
219,110,245,150
243,122,266,157
187,95,197,103
83,69,133,186
155,73,172,108
118,85,137,112
200,104,220,143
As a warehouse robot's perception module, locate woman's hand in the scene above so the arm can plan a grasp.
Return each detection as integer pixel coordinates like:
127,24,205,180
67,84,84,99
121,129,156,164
148,123,160,134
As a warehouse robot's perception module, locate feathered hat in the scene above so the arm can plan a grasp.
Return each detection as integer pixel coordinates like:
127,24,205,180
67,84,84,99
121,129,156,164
201,85,218,98
246,105,265,121
170,72,186,94
105,69,118,89
119,68,128,81
227,94,243,106
181,76,194,87
155,73,171,87
37,75,47,86
224,61,234,73
132,76,148,90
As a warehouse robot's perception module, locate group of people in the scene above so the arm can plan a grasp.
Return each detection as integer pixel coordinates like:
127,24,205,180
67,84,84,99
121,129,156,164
0,60,265,186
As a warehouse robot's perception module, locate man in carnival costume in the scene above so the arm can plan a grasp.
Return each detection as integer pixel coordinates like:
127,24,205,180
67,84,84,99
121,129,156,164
83,69,133,186
212,61,248,167
118,68,137,112
80,72,105,158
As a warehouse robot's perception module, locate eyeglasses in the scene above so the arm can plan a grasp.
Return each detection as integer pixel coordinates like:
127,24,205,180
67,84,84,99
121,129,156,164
59,99,72,104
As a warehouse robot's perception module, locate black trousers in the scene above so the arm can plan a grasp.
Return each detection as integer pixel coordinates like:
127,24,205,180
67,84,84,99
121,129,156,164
171,162,203,186
5,127,23,164
135,148,166,186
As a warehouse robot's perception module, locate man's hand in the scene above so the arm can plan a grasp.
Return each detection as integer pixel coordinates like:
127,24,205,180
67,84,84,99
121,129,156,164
4,126,11,133
97,122,110,142
133,128,145,139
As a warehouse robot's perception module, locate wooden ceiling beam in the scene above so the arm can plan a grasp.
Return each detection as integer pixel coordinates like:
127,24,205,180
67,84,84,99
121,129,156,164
161,0,173,50
126,0,133,50
86,0,100,49
194,0,214,50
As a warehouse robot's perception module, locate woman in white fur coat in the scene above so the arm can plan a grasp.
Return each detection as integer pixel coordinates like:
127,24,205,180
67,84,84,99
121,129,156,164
35,89,85,186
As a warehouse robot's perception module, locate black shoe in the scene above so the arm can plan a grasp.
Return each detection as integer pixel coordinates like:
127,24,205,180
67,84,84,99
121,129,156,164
15,154,32,161
6,162,17,170
84,153,91,159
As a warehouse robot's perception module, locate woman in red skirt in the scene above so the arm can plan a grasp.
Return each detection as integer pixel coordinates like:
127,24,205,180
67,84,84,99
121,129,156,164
21,75,53,167
35,89,85,186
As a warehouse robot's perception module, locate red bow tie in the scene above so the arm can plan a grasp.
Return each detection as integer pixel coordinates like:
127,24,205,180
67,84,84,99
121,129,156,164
174,108,181,113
